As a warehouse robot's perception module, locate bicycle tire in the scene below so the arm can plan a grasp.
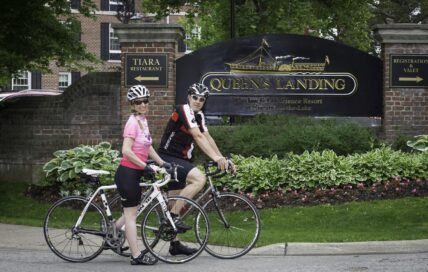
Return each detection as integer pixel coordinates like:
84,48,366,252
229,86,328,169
141,196,210,264
198,192,261,259
43,196,108,262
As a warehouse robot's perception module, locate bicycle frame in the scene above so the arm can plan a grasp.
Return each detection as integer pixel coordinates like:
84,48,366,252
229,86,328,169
181,173,230,228
74,179,179,236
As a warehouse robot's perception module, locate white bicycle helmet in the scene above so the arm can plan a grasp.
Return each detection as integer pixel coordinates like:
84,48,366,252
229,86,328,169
127,85,150,101
188,83,210,98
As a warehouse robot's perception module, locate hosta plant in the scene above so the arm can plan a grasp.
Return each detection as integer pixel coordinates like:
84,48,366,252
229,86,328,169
42,142,120,196
407,135,428,152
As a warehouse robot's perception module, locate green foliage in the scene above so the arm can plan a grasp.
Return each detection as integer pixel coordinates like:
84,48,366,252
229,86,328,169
0,0,99,86
42,142,120,195
216,147,428,193
143,0,374,52
370,0,428,24
407,135,428,152
204,115,377,158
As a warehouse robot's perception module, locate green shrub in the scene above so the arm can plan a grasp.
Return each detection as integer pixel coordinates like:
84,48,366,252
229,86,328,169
215,147,428,193
391,134,414,152
407,135,428,152
203,115,377,159
41,142,120,196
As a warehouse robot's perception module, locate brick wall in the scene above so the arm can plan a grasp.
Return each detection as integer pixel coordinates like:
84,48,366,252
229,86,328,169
0,72,122,183
373,24,428,141
119,42,177,141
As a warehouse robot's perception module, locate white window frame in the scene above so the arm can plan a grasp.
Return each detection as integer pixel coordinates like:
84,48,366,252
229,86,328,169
185,25,201,53
58,72,72,90
109,0,123,12
11,71,31,91
109,24,121,54
185,25,201,40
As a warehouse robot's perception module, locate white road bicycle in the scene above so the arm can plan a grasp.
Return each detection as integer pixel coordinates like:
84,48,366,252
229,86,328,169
43,163,210,264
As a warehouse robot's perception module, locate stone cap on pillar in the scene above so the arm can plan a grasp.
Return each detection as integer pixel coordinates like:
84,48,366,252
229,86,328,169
112,23,184,43
373,23,428,43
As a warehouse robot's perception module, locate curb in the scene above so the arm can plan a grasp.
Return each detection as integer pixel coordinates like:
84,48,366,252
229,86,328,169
249,240,428,256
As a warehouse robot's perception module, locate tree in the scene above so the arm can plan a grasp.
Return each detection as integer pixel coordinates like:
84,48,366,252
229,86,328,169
142,0,374,52
370,0,428,24
0,0,99,86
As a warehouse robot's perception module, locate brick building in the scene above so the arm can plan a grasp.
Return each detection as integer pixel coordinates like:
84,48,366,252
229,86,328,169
5,0,189,92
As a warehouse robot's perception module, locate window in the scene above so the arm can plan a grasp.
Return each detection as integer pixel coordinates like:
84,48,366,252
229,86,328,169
185,26,201,40
100,0,125,12
109,24,120,53
185,25,201,53
109,0,123,11
58,72,72,90
11,71,31,91
101,23,120,61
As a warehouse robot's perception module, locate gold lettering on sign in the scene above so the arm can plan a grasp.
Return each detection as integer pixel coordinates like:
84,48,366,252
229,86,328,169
132,58,160,66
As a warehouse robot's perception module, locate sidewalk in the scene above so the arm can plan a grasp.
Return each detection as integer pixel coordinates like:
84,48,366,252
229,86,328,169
1,223,427,256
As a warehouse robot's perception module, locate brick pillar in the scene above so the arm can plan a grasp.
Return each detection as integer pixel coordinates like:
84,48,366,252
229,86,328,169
373,24,428,140
112,23,184,142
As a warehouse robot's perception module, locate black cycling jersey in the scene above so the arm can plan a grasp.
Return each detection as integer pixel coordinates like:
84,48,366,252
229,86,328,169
158,104,207,160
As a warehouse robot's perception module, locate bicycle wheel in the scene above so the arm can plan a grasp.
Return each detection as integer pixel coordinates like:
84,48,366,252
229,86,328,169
199,192,260,259
43,196,108,262
141,196,210,264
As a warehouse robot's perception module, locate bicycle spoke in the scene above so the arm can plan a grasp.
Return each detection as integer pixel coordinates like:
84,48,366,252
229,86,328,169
200,192,260,259
141,196,209,264
43,196,107,262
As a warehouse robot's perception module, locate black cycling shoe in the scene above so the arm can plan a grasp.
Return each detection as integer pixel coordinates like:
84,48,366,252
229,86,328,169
130,252,158,265
171,213,192,233
169,241,198,256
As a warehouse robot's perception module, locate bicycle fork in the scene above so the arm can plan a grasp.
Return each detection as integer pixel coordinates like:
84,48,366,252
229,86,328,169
140,185,179,232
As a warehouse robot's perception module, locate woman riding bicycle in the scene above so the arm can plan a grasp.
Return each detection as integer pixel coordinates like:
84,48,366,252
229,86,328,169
113,85,171,265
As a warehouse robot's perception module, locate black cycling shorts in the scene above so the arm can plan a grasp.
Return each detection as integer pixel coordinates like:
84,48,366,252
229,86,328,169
159,153,196,191
114,165,144,208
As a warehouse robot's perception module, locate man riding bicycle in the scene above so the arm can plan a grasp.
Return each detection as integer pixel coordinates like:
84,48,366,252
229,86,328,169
158,83,236,255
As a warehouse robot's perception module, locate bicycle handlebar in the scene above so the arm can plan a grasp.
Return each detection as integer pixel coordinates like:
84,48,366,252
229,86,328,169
151,163,179,187
203,161,228,178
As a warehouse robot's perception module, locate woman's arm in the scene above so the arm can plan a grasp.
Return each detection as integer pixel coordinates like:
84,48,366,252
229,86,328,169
148,145,165,166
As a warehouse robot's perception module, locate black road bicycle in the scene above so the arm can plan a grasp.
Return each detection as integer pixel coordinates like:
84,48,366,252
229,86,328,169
109,160,261,259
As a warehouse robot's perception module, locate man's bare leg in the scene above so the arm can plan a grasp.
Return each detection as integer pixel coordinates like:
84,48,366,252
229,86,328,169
169,167,206,215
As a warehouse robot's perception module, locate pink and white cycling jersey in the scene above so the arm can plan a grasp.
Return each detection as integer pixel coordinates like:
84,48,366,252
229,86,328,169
120,114,152,169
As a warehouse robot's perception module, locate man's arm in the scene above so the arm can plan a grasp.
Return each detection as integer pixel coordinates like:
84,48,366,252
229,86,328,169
203,131,222,157
203,131,236,174
188,127,228,170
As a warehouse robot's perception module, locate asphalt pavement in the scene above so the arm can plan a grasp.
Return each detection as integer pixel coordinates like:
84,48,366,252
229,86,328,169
1,223,427,256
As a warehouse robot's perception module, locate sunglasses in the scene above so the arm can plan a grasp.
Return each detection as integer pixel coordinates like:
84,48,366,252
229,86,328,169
191,95,206,103
132,99,149,105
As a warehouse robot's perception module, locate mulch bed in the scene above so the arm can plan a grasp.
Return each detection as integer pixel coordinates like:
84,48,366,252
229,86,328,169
26,177,428,209
243,177,428,209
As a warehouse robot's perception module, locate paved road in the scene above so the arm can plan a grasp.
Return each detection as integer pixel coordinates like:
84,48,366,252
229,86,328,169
1,247,428,272
1,223,428,272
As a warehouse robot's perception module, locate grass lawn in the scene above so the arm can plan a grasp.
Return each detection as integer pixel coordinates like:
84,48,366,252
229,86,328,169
1,181,427,247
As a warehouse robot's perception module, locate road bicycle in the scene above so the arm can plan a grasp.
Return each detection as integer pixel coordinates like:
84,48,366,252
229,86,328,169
43,164,210,264
109,160,261,259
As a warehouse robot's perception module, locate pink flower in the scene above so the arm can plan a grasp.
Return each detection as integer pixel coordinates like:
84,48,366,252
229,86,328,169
412,189,417,193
